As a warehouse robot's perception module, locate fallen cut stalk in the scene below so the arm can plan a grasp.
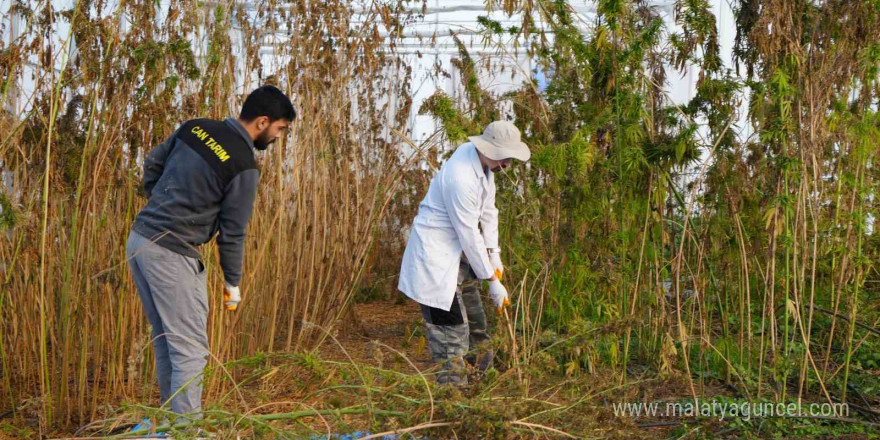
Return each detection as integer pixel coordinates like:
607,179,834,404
356,421,453,440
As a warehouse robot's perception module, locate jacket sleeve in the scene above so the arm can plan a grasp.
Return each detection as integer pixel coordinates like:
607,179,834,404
441,173,496,280
218,169,260,286
479,175,499,249
142,127,181,198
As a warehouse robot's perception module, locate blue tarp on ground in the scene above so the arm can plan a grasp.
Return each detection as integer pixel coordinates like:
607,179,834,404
309,432,424,440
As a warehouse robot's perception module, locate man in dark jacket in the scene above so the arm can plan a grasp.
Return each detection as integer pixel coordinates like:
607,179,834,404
126,85,295,415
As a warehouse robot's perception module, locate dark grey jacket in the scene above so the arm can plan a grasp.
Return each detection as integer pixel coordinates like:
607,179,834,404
132,117,259,286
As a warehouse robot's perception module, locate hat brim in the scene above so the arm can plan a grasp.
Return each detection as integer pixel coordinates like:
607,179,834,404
469,135,531,161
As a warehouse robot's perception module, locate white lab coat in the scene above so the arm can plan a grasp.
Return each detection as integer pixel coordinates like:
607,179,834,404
398,142,499,311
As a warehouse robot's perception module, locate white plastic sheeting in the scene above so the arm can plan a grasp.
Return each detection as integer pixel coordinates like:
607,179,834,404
0,0,745,144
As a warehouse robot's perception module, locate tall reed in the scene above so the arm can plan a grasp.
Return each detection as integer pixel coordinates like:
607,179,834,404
0,0,422,429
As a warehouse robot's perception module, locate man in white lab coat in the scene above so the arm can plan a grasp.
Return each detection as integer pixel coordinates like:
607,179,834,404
398,120,530,385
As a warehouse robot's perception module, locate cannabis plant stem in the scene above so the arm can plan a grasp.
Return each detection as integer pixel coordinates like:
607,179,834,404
622,176,652,384
37,1,80,424
841,153,867,403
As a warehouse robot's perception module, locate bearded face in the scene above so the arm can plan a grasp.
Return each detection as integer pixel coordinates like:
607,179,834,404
254,128,274,150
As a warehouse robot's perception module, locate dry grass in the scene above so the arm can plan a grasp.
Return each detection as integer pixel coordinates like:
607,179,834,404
61,299,655,440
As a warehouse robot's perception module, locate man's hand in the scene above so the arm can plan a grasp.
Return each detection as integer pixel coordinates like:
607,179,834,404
224,284,241,311
488,280,510,314
489,251,503,280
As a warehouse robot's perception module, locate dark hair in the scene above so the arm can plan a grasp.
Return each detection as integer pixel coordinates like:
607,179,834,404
239,85,296,122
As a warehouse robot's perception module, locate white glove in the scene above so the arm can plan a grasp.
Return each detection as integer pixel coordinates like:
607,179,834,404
224,283,241,311
488,252,503,280
488,280,510,314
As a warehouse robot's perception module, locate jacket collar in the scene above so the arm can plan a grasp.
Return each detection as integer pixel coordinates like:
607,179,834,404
224,117,256,151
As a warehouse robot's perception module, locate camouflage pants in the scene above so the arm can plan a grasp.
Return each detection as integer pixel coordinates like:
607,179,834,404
420,259,493,385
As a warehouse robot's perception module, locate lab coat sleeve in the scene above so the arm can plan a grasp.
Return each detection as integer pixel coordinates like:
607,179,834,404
442,174,496,280
479,178,499,249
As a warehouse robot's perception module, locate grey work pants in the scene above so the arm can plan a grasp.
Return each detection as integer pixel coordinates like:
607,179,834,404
420,259,493,384
126,231,209,415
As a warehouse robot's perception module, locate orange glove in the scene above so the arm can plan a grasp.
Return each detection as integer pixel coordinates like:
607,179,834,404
488,280,510,315
489,252,503,280
224,284,241,311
